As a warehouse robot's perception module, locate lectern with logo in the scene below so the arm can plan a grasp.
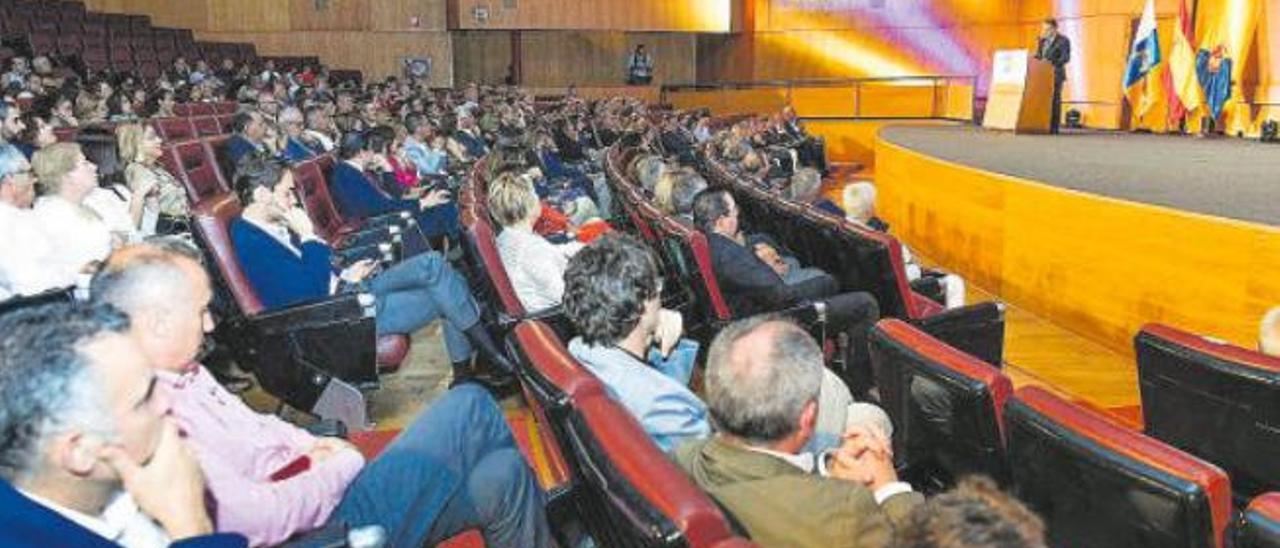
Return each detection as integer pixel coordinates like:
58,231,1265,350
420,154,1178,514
982,49,1054,133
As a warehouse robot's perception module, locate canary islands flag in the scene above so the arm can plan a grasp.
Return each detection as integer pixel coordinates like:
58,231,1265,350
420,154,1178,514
1123,0,1161,95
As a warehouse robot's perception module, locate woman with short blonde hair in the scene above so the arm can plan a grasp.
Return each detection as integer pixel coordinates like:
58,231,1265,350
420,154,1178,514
490,171,584,313
31,142,116,281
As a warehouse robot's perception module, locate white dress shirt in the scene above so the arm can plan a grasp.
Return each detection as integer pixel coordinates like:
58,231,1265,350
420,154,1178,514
743,444,914,504
83,184,156,241
495,227,583,313
31,196,114,286
19,489,170,548
0,201,70,300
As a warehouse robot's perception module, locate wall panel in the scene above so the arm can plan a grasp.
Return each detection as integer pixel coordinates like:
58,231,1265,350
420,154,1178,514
371,0,448,31
519,31,695,86
453,31,513,84
452,0,731,31
206,0,290,32
289,0,369,31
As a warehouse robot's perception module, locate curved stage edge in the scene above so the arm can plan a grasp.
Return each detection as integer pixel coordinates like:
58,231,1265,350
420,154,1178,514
873,130,1280,363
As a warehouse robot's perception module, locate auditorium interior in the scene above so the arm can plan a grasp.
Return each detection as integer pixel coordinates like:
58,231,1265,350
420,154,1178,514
0,0,1277,546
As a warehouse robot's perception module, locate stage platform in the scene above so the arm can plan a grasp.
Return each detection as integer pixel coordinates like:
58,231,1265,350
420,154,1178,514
872,124,1280,369
880,125,1280,226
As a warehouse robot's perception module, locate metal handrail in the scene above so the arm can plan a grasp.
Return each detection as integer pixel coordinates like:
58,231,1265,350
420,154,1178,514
659,75,978,120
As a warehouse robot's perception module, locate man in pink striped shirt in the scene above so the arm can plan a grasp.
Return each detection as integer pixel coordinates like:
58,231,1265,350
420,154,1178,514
92,241,549,547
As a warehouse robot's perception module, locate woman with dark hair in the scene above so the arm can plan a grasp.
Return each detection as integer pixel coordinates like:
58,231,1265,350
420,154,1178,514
365,124,418,196
105,92,138,123
146,88,177,118
15,111,56,159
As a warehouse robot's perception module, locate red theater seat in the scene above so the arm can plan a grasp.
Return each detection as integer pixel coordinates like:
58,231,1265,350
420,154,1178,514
191,115,221,137
508,320,749,547
1239,493,1280,547
1005,386,1232,548
870,318,1012,486
190,194,379,428
166,139,226,203
1136,323,1280,498
153,117,197,142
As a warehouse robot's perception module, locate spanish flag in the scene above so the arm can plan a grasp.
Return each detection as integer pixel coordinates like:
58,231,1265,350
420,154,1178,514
1123,0,1161,116
1164,0,1202,125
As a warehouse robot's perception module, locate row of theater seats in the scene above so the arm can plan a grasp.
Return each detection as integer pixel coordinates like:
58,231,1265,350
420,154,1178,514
636,124,1280,546
452,162,758,547
75,107,414,430
869,318,1280,547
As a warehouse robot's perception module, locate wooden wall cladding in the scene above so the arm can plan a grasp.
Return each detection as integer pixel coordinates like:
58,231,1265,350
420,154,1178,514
518,31,696,86
289,0,370,32
452,31,513,84
71,0,211,31
452,0,732,32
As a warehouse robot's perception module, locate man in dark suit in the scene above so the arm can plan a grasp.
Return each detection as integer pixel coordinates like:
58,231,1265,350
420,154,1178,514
1035,18,1071,134
224,111,271,167
0,302,245,547
329,131,460,242
692,188,881,393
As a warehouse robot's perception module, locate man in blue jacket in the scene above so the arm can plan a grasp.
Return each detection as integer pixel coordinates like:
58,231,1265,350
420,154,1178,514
229,156,514,382
0,302,245,548
328,131,460,243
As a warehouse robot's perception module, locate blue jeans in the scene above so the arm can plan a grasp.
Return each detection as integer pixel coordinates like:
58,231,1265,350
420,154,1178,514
370,251,479,363
646,338,699,387
330,385,550,547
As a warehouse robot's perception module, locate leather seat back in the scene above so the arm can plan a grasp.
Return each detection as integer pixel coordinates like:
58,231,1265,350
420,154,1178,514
169,138,227,203
152,117,197,142
189,194,265,316
1005,386,1232,548
870,319,1011,484
1239,493,1280,548
1136,323,1280,497
191,115,221,137
291,158,348,242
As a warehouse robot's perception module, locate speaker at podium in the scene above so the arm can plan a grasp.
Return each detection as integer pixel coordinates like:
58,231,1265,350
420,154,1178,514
982,49,1055,133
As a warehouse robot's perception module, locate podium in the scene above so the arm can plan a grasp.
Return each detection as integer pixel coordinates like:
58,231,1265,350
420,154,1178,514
982,49,1055,133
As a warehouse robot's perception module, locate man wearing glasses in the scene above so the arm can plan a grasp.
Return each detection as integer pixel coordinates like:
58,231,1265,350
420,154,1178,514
0,144,68,301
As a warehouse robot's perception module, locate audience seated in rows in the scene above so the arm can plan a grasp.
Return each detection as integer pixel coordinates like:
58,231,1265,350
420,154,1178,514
330,131,459,243
89,241,550,546
692,188,881,391
561,233,875,454
228,155,514,384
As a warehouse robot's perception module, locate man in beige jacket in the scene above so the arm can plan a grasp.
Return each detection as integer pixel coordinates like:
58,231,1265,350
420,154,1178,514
674,317,922,547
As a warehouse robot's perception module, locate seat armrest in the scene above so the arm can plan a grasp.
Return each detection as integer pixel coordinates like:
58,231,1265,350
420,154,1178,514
911,301,1005,366
252,293,371,334
247,294,380,388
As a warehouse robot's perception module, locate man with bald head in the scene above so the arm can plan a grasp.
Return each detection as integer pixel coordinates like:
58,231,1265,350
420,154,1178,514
673,316,921,547
91,242,549,547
